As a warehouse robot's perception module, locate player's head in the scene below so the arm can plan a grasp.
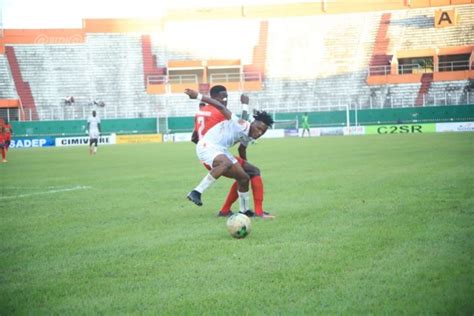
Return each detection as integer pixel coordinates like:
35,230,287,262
199,102,206,108
92,110,96,117
249,110,273,139
210,85,228,107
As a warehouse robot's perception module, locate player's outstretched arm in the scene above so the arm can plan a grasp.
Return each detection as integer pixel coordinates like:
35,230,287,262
240,94,249,120
184,89,232,119
238,144,247,161
191,130,199,144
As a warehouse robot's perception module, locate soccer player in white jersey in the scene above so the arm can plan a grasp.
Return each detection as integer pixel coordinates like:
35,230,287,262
87,110,101,155
184,89,274,216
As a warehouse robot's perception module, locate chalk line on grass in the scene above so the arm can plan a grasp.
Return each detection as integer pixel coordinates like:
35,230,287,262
0,185,92,200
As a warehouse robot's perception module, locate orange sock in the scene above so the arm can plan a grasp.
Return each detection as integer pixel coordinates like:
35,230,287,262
251,176,264,215
220,181,239,213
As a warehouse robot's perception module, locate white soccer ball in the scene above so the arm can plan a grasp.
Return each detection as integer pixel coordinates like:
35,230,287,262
226,213,252,239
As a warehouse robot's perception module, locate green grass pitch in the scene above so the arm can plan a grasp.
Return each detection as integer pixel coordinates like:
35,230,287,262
1,133,473,314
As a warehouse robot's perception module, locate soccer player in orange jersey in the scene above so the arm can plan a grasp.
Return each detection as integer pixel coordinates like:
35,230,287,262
189,85,274,219
0,120,6,163
4,119,12,152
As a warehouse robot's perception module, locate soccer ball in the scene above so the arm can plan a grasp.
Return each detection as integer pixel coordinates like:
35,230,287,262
226,213,252,239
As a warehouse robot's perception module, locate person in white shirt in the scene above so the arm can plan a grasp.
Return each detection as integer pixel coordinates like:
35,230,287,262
87,110,101,155
184,89,274,216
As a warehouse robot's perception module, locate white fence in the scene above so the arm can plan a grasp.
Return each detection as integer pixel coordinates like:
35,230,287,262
4,91,471,122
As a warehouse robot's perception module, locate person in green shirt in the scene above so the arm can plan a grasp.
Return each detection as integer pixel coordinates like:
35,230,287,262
301,112,310,137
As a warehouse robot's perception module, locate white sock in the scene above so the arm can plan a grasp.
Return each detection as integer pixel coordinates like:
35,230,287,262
93,147,97,153
238,191,250,213
195,174,216,194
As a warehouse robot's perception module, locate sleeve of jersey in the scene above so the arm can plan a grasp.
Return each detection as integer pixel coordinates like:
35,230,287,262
239,121,251,147
230,113,240,122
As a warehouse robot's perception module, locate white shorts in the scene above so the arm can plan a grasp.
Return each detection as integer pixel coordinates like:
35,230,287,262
196,141,238,167
89,129,100,139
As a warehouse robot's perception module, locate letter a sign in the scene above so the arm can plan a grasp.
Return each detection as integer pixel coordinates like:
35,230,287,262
435,9,457,28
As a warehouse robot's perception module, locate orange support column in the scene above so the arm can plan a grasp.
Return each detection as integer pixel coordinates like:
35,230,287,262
433,53,439,73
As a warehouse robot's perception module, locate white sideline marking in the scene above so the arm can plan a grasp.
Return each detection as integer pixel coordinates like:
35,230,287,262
0,185,92,200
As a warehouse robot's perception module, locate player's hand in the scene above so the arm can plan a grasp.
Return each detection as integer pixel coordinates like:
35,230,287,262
191,130,198,144
240,94,249,104
185,89,198,99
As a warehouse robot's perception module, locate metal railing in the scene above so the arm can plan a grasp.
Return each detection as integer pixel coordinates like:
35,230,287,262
147,72,262,86
168,74,198,84
147,74,199,85
438,60,471,72
368,65,391,76
368,64,427,76
256,91,474,114
8,91,473,122
209,72,262,83
369,61,472,76
0,108,19,122
147,75,167,85
398,63,432,75
210,73,241,83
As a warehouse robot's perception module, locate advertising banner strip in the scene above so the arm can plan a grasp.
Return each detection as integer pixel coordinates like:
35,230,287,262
435,122,474,133
172,132,193,143
365,123,436,135
55,135,115,147
10,137,56,148
116,134,163,144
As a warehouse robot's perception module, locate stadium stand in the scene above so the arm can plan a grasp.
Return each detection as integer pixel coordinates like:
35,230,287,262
0,3,472,121
150,20,259,66
5,46,38,120
388,6,474,50
0,55,17,98
255,11,381,111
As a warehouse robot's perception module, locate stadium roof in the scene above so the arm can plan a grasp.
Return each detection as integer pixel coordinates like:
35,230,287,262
1,0,319,28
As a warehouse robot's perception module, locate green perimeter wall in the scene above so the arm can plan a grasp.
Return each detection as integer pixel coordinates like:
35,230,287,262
13,118,157,137
12,105,474,136
167,104,474,131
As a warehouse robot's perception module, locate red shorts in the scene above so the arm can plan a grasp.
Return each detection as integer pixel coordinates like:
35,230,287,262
202,156,245,171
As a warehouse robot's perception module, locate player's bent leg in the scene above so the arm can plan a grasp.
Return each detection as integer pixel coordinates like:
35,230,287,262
210,154,234,179
218,181,238,217
240,160,275,218
222,162,249,191
222,163,251,214
218,157,249,215
242,160,260,177
1,145,6,163
187,154,234,207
